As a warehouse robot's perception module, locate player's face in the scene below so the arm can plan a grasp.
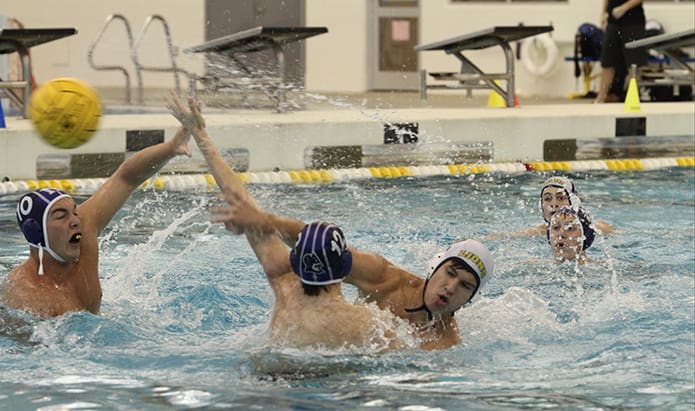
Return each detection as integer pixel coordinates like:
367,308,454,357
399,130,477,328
46,197,82,262
541,187,570,221
548,213,583,261
425,260,478,315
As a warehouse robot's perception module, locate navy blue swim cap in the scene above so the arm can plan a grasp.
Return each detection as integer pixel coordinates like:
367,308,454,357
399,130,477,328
16,188,71,248
290,222,352,285
16,188,73,274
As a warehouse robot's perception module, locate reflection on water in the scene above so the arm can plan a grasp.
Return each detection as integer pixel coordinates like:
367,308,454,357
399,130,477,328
0,169,693,410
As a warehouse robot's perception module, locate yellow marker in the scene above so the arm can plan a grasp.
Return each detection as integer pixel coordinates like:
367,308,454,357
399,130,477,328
487,80,507,108
624,78,641,113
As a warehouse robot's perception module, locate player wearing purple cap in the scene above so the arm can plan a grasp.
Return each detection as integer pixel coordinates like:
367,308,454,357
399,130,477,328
167,94,404,350
249,217,405,350
0,127,192,317
168,94,494,350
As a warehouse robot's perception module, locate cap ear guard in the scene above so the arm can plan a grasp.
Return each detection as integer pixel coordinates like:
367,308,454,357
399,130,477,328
578,208,595,250
426,252,444,279
290,247,300,275
16,189,72,274
21,218,44,246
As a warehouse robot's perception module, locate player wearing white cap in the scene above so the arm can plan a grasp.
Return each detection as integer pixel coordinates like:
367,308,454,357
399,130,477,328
168,94,494,350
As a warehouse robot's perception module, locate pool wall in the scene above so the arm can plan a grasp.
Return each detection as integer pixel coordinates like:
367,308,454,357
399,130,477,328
0,102,693,181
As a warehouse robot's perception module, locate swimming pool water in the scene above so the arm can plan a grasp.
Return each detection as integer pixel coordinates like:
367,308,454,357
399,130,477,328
1,168,693,410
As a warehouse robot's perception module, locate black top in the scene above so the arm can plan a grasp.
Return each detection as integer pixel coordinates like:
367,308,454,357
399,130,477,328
625,28,695,51
607,0,645,26
415,26,554,53
185,26,327,55
0,28,77,55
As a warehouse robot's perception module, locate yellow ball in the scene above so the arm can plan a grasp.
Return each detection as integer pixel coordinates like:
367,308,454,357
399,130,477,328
29,78,102,149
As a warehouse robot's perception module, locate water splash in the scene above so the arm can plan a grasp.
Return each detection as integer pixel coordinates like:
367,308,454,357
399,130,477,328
104,198,209,309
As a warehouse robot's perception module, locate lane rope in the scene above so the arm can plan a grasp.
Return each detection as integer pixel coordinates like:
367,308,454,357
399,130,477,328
0,157,692,195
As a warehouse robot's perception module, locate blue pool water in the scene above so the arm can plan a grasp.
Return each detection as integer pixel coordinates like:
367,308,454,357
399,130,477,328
1,168,694,410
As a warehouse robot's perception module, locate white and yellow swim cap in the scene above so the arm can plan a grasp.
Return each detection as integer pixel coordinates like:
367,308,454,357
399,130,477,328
428,239,494,298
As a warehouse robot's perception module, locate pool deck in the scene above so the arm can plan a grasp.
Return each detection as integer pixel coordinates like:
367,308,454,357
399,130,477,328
0,91,693,185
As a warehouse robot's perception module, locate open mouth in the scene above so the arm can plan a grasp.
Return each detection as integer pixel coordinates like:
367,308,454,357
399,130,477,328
69,233,82,245
438,294,449,305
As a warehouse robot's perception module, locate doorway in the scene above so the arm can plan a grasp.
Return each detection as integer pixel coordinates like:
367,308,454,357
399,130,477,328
368,0,420,91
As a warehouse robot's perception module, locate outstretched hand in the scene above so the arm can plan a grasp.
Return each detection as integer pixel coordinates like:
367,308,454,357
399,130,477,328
170,126,193,157
166,91,205,133
211,191,268,236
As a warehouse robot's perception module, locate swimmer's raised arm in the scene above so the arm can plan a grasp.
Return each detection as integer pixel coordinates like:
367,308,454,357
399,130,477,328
166,93,248,202
210,190,292,283
81,125,191,233
211,191,304,246
343,248,404,294
266,214,305,247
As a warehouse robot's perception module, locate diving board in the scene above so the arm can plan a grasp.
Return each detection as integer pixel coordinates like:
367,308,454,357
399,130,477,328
626,28,695,90
0,27,77,118
415,25,554,107
626,28,695,54
185,26,327,111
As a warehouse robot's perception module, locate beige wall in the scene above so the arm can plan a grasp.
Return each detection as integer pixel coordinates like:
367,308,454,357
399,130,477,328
1,0,205,92
2,0,693,97
305,0,368,93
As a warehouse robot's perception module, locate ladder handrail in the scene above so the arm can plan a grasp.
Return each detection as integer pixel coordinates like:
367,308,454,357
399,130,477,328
132,14,189,104
87,13,134,104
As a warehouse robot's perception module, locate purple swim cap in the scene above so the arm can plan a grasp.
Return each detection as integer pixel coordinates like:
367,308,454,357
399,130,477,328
16,188,71,248
290,222,352,285
16,188,72,273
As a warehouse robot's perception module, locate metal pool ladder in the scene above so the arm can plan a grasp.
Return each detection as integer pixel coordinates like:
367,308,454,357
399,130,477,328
88,13,190,104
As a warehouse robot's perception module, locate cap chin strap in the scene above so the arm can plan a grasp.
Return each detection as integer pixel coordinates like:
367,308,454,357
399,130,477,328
30,244,67,276
404,278,434,321
405,271,479,321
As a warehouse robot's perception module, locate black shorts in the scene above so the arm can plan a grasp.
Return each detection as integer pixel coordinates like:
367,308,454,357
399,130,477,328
601,23,648,69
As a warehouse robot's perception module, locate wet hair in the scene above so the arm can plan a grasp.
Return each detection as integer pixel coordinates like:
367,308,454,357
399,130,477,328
450,259,481,287
302,283,328,296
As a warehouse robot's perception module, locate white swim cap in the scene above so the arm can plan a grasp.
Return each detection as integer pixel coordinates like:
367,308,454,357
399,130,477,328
539,176,582,222
429,239,493,297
